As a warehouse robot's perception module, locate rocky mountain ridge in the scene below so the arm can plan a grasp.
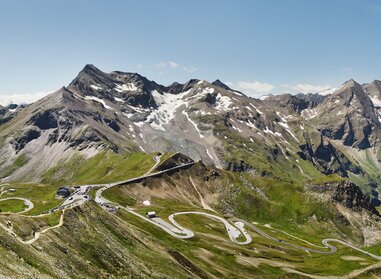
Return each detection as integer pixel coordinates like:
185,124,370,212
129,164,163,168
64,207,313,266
307,180,380,216
0,65,380,207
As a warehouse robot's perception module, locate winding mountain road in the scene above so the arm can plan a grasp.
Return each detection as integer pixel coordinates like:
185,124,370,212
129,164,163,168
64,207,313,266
94,155,195,207
121,208,381,261
0,197,34,214
1,157,381,270
91,159,381,261
168,211,252,244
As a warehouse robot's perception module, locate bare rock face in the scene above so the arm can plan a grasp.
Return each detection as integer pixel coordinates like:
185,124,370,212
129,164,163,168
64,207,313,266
295,93,327,107
308,180,380,216
226,160,253,172
264,93,326,113
27,109,59,130
298,133,361,177
0,104,24,124
11,128,41,152
166,79,200,94
312,80,380,149
156,153,194,171
68,64,166,109
363,80,381,98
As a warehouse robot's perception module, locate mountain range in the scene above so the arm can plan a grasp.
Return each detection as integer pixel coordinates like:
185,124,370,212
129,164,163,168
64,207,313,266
2,65,381,191
1,65,381,278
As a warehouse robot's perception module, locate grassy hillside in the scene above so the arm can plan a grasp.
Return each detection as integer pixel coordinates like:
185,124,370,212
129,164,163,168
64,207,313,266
42,151,157,186
100,165,381,277
0,154,380,277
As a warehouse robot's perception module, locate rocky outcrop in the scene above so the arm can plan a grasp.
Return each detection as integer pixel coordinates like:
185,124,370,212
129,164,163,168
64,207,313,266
312,80,380,149
363,80,381,98
0,104,24,125
27,109,59,130
166,79,199,94
264,93,326,113
298,133,361,177
295,93,326,107
156,153,194,171
226,160,253,172
307,180,380,216
211,79,241,94
68,64,164,109
265,94,309,112
11,128,41,152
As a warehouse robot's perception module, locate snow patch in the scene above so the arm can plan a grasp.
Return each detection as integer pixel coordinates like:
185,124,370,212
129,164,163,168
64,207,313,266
199,110,211,116
215,93,233,110
145,90,191,131
276,112,292,122
370,96,381,108
259,95,270,100
318,88,337,96
202,87,214,94
278,122,299,143
301,108,319,119
230,90,242,96
232,125,242,132
182,110,204,138
115,83,138,92
133,122,145,127
90,85,103,91
206,149,214,160
114,97,125,103
85,96,113,110
250,103,263,114
263,126,276,136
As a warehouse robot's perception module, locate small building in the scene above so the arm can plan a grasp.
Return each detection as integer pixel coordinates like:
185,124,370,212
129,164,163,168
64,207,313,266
146,211,157,218
8,189,16,192
56,187,70,198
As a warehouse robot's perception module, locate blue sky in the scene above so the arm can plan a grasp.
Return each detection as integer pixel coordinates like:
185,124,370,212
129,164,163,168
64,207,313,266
1,0,381,104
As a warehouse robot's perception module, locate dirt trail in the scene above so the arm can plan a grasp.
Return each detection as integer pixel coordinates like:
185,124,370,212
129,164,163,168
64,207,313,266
0,210,65,245
282,261,381,279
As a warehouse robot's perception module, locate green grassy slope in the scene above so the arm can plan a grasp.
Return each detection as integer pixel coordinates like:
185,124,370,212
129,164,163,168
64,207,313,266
42,151,157,186
101,168,381,278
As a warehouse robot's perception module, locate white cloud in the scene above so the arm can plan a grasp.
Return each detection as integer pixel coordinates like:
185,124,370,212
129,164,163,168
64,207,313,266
155,61,179,69
137,64,143,69
282,83,331,94
168,61,179,69
0,91,53,106
182,66,198,73
236,81,274,93
155,61,197,73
